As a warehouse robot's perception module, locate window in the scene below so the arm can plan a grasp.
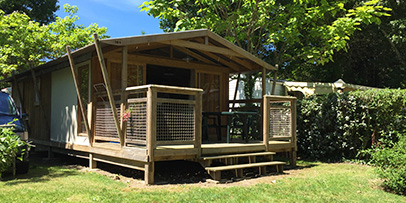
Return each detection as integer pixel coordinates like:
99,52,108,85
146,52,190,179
77,63,90,135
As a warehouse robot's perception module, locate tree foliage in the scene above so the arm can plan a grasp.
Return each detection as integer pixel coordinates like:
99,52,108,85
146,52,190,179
284,0,406,89
141,0,390,97
0,0,59,25
142,0,389,67
0,4,108,79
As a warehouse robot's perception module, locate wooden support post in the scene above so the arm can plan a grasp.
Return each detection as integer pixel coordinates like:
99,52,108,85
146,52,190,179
47,146,53,158
194,92,202,158
93,34,124,147
262,67,267,97
231,74,240,110
146,87,157,162
271,65,278,95
290,99,297,167
144,162,154,185
263,96,270,151
259,166,267,176
89,153,97,169
121,46,128,145
66,46,93,146
209,171,221,181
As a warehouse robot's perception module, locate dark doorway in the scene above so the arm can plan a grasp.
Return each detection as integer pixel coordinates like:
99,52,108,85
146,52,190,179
146,65,191,87
146,65,192,99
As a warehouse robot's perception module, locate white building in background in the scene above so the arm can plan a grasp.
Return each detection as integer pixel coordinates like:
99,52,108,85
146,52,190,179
229,78,378,101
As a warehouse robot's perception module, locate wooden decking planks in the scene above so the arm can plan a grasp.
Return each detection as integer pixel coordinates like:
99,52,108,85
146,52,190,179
205,161,286,172
201,151,275,160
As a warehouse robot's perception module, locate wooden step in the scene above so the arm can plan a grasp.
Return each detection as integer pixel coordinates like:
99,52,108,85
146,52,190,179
206,161,286,180
201,151,276,160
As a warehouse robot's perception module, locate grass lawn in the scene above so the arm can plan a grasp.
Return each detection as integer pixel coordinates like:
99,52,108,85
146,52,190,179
0,161,405,203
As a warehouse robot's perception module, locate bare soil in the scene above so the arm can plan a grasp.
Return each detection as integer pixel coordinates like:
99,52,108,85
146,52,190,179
32,151,312,190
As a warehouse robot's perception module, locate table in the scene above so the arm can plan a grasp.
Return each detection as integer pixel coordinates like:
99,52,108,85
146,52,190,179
202,111,259,143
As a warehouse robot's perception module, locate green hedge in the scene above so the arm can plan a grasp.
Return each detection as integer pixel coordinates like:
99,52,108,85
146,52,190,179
368,131,406,195
297,89,406,161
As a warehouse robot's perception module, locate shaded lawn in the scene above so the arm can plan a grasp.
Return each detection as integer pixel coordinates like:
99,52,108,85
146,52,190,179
1,162,405,203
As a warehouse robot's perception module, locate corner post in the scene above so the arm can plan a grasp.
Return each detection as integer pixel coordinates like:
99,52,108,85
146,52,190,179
194,91,202,158
290,98,297,167
121,46,128,145
263,96,270,151
146,86,156,184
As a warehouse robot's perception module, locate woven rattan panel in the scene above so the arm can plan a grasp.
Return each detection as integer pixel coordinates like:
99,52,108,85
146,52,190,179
269,108,292,137
156,102,195,141
126,102,147,142
95,103,121,138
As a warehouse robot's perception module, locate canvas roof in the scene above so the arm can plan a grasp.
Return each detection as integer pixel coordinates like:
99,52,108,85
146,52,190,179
5,29,276,82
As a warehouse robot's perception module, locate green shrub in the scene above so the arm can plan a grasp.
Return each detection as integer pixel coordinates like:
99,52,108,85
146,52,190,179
0,127,27,177
297,89,406,161
368,132,406,195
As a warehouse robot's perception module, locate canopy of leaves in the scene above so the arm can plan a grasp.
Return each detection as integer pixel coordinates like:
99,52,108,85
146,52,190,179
281,0,406,89
0,4,108,79
0,0,59,25
141,0,389,67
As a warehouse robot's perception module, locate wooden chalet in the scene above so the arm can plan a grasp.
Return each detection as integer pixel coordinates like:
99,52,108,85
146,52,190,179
7,29,297,184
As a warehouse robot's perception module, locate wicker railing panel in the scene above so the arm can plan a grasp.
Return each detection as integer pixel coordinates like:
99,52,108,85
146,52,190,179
95,103,121,139
126,101,147,142
269,108,292,138
156,102,195,141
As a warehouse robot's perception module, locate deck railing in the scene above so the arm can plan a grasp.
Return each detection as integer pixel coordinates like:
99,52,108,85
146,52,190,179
263,95,297,152
125,85,203,159
94,90,122,142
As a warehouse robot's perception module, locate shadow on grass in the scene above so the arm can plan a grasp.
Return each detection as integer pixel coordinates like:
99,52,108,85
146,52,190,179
2,165,80,186
1,152,82,186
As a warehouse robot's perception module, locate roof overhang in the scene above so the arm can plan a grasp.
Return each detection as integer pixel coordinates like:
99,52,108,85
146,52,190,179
5,29,276,82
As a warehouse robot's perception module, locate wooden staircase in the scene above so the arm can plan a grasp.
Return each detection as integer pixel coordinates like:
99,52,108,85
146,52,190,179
199,151,286,181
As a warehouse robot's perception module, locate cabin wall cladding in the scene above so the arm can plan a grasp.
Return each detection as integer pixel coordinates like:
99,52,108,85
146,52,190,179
50,68,87,145
18,73,52,141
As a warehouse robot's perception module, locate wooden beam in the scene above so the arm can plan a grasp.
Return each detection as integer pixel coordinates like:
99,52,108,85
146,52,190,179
106,52,230,73
66,46,93,146
194,38,257,70
160,40,243,58
231,74,241,110
173,46,216,65
93,34,124,147
207,32,277,71
197,50,241,72
127,43,167,52
102,29,210,46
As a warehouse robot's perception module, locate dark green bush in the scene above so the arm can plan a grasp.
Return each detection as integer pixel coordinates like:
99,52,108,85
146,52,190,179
297,89,406,161
368,132,406,195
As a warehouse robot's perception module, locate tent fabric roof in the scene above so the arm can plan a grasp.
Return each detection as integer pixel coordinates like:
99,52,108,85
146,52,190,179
5,29,276,82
